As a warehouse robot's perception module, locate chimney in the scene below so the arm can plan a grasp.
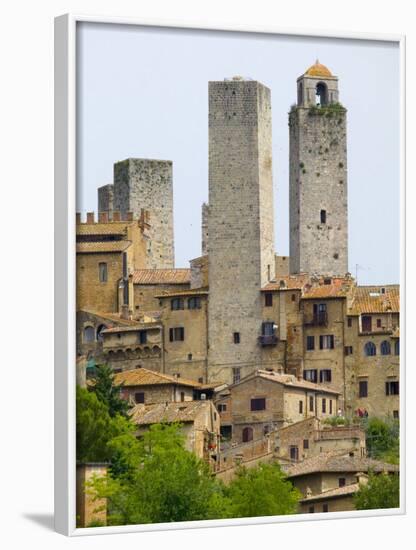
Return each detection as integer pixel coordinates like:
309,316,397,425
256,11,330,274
76,213,81,224
98,212,108,223
126,211,134,222
112,211,121,222
86,212,94,224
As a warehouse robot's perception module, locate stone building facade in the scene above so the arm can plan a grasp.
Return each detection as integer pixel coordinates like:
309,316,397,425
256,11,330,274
207,77,275,385
289,61,348,276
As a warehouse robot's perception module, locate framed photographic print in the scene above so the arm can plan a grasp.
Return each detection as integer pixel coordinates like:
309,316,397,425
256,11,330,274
54,14,405,536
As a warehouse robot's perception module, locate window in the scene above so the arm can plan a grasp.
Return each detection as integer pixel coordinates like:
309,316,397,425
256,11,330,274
251,398,266,411
329,399,333,415
187,353,192,361
322,398,327,413
362,315,372,332
364,342,376,356
188,297,201,309
291,293,296,302
304,369,318,383
344,346,353,356
96,324,106,342
138,330,147,344
99,262,108,282
169,327,185,342
308,506,315,514
180,392,185,402
322,504,329,513
393,410,399,419
316,82,328,106
217,403,227,413
320,369,332,383
323,278,331,285
233,332,240,344
320,335,334,349
83,326,95,343
359,380,368,398
232,368,241,385
303,439,309,450
290,446,299,461
171,298,184,310
338,477,346,487
386,381,399,396
381,340,391,355
394,340,400,355
242,427,253,443
299,400,303,414
306,335,315,351
320,210,327,223
262,322,275,336
309,395,314,412
347,317,352,327
135,392,145,404
265,293,273,307
377,319,382,328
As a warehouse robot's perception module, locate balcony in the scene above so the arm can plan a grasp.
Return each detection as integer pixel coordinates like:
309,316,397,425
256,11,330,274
304,312,328,327
258,334,279,346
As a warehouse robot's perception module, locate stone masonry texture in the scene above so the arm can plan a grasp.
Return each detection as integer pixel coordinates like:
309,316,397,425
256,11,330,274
207,79,275,383
113,158,174,269
98,184,114,215
289,75,348,276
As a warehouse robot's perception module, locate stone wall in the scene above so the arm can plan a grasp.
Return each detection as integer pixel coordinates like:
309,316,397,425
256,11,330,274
97,184,114,215
207,78,275,384
289,105,348,276
113,158,174,269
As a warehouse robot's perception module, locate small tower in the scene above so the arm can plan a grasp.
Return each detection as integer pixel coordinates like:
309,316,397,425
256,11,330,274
289,61,348,276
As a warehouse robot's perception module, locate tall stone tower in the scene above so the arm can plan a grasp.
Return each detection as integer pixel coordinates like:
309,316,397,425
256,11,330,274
98,158,175,269
289,61,348,276
208,77,275,384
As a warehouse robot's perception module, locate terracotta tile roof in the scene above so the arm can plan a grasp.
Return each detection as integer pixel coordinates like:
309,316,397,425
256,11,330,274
76,241,131,254
349,285,400,314
132,269,191,285
301,278,353,299
78,309,140,326
101,324,161,334
130,400,211,425
286,451,399,478
114,367,200,388
300,483,359,502
76,222,131,236
232,369,340,395
262,274,310,291
155,287,208,298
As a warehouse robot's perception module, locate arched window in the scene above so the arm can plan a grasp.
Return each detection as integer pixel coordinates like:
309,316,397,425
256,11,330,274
380,341,391,355
83,326,95,343
96,324,107,342
364,342,376,357
242,426,253,443
316,82,328,106
394,340,400,356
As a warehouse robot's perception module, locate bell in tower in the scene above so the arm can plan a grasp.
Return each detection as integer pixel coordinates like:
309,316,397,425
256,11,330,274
297,60,339,107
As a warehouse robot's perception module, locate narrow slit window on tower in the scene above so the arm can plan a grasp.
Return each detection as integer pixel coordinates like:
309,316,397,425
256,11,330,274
320,210,327,224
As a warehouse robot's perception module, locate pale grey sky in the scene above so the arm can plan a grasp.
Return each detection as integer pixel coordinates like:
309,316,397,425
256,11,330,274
76,23,400,285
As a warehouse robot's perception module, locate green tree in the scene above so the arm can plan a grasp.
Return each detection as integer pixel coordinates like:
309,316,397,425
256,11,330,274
88,423,228,525
76,386,134,463
90,364,131,418
364,417,399,463
354,472,400,510
225,463,301,518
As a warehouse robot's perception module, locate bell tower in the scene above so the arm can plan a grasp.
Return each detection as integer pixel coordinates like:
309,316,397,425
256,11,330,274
289,61,348,276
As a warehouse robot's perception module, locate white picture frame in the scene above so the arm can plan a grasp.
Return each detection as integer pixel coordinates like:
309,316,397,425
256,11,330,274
54,13,406,536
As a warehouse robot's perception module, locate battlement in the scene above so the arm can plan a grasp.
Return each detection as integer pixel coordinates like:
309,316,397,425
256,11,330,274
76,208,150,228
